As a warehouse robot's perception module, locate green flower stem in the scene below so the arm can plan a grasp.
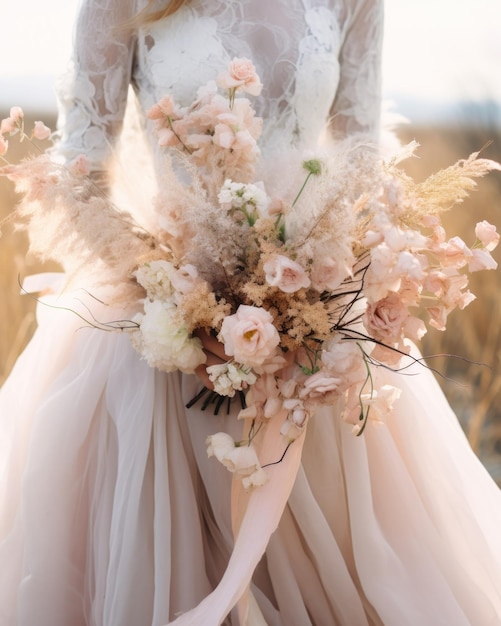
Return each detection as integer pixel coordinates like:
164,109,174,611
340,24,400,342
356,343,373,437
291,171,313,208
168,116,192,154
291,160,322,208
239,205,257,226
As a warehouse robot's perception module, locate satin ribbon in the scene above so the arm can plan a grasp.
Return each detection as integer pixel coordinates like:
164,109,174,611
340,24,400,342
168,410,306,626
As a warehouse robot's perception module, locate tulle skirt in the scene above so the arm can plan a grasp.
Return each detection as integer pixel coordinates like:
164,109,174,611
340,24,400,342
1,288,501,626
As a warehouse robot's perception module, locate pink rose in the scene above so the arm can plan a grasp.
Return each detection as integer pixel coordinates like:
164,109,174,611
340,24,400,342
364,293,408,342
220,305,279,367
0,135,8,156
217,58,263,96
263,254,311,293
475,220,499,251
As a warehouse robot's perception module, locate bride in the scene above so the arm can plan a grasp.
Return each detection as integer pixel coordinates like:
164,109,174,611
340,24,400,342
1,1,501,624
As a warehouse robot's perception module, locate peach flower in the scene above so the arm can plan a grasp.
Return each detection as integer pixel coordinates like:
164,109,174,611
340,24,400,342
69,154,90,177
468,248,497,272
206,432,235,463
321,338,366,387
217,57,263,96
280,398,311,441
310,254,353,292
263,254,311,293
360,384,402,422
0,117,16,134
475,220,499,251
427,305,448,331
206,433,267,488
220,305,279,367
32,121,51,140
9,106,24,122
364,293,408,342
157,127,178,147
298,371,341,401
440,236,472,268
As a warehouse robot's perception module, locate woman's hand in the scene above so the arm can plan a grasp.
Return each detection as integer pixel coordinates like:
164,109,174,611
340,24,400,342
194,329,228,389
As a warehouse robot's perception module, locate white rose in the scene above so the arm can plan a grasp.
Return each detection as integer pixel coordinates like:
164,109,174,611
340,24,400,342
134,300,205,373
220,305,280,368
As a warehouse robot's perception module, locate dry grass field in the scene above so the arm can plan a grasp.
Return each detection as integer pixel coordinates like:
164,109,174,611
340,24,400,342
398,122,501,483
1,113,500,483
0,114,58,384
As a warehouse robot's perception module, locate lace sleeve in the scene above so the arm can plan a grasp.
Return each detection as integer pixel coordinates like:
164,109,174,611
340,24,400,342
53,0,138,172
329,0,384,140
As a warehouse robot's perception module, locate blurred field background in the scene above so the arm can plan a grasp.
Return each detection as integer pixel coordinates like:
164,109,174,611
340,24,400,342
0,113,58,384
1,107,500,483
398,115,501,484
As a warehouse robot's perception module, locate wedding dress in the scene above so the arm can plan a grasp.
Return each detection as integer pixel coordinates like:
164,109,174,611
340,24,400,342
1,1,501,625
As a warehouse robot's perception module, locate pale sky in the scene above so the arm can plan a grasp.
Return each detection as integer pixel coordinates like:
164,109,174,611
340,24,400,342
1,0,500,122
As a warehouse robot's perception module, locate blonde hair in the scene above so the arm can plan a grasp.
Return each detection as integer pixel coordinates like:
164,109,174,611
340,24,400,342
135,0,188,24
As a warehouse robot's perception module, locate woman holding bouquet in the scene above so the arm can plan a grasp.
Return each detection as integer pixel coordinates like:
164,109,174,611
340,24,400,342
1,0,501,624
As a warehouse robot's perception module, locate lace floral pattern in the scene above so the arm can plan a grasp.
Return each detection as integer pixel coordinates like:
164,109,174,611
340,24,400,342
55,0,383,168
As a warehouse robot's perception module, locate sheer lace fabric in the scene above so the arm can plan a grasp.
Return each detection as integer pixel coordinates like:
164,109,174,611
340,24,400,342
57,0,383,170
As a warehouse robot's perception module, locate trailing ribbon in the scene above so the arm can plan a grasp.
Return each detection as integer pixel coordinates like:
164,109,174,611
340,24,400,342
168,410,306,626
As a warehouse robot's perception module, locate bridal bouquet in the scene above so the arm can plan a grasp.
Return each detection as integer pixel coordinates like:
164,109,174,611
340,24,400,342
1,59,499,489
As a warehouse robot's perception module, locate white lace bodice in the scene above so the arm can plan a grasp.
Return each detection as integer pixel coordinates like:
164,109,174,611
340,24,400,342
57,0,383,169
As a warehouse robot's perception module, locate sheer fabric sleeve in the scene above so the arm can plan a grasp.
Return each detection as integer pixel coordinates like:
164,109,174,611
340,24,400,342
53,0,138,172
329,0,384,140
